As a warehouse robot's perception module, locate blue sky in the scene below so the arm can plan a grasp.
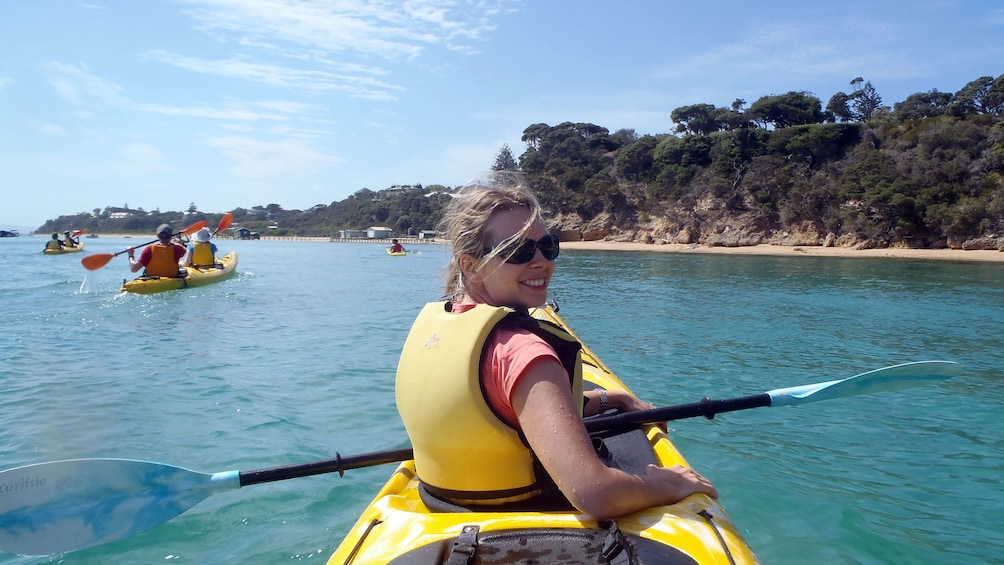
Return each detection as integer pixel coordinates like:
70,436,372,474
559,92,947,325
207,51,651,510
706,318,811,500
2,1,1002,231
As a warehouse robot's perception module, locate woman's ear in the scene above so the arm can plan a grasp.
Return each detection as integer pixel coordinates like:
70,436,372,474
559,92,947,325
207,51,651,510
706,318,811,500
459,253,482,285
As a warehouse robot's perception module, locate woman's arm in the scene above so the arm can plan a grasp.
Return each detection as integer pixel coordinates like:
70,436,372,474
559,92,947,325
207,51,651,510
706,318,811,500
511,358,718,521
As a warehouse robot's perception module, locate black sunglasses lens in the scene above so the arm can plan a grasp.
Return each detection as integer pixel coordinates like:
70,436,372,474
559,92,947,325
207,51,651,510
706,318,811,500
503,236,559,264
539,235,560,260
510,240,537,264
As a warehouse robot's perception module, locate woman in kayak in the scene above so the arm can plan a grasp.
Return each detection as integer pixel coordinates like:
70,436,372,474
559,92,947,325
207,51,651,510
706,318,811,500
184,227,219,268
396,171,718,521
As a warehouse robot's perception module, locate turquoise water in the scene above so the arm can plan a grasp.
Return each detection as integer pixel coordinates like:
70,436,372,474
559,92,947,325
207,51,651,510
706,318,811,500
1,236,1002,564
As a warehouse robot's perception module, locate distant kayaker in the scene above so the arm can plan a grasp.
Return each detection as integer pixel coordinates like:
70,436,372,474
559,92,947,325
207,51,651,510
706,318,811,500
127,224,187,278
390,239,405,253
396,171,718,521
44,232,64,252
184,227,219,268
63,230,78,247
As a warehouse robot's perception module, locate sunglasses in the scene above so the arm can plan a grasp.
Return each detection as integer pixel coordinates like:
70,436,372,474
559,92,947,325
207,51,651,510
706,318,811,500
485,234,560,264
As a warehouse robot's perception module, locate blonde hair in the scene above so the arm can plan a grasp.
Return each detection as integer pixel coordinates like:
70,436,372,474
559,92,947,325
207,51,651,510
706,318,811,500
439,171,544,298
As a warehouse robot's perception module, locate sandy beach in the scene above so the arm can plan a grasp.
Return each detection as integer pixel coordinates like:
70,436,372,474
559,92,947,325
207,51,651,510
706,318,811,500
560,240,1004,263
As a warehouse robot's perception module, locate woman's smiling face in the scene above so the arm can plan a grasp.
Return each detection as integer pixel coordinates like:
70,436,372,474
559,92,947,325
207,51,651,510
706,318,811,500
461,206,554,309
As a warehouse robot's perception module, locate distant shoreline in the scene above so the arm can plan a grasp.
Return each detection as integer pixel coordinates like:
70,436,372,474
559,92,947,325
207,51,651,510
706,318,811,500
64,233,1004,262
560,241,1004,263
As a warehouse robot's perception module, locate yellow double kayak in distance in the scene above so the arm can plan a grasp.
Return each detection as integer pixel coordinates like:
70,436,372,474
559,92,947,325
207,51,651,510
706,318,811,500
121,252,238,294
43,242,85,255
326,303,759,565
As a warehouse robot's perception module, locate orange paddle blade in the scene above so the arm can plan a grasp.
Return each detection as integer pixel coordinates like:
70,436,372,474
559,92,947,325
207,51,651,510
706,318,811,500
180,220,207,236
214,213,233,234
81,253,115,271
71,228,88,237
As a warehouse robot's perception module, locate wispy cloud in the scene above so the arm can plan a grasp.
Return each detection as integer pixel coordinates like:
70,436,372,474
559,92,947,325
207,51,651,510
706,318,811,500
33,122,69,136
178,0,514,60
44,62,302,121
142,50,404,100
45,62,130,106
203,135,341,177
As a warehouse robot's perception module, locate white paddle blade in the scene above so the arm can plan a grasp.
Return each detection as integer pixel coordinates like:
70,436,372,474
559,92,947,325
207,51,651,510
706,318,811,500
0,459,239,556
768,361,961,407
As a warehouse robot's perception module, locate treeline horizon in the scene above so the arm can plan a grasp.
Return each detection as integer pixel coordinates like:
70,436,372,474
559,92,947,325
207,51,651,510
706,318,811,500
39,74,1004,248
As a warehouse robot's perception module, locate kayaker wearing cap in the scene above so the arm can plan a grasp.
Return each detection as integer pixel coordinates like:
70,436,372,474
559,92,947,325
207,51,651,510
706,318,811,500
183,227,219,268
127,224,187,277
396,171,718,521
63,230,78,247
44,233,64,251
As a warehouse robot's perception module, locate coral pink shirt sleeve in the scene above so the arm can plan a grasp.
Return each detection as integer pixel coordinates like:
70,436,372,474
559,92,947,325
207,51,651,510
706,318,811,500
481,327,563,428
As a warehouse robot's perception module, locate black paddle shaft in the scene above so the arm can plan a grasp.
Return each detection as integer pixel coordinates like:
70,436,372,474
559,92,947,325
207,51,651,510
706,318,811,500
236,394,772,486
584,393,772,432
239,447,415,486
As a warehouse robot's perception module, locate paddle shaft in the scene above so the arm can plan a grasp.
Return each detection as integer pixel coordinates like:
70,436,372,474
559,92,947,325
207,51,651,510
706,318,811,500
233,361,962,484
237,360,958,480
238,396,771,486
119,222,207,256
81,221,207,270
585,394,770,432
239,447,414,486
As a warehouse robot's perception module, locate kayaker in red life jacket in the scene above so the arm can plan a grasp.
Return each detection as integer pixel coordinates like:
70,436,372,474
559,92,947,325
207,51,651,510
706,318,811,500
395,172,718,521
127,224,187,278
390,239,405,253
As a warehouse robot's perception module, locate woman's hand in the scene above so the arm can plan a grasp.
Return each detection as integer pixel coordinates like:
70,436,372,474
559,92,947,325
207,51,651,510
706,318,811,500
645,463,719,502
608,389,654,412
606,390,667,432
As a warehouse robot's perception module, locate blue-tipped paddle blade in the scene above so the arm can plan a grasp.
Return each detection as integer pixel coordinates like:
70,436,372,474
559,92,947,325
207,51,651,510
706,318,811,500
0,458,239,556
768,360,961,407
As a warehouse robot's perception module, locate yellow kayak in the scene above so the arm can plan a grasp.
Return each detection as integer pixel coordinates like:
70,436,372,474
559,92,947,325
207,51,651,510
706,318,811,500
387,249,407,256
43,242,85,255
326,303,759,564
121,252,238,294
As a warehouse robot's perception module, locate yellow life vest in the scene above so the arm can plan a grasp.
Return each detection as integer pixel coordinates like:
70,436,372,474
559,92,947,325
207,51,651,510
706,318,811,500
145,244,181,278
190,242,216,267
45,239,62,251
396,302,583,505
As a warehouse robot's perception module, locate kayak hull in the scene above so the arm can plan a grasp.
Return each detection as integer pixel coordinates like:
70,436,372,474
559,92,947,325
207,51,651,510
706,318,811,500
120,252,238,294
387,250,407,256
43,243,85,255
326,304,759,565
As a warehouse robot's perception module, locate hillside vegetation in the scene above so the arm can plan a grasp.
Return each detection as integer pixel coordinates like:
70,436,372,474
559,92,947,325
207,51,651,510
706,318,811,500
41,76,1004,250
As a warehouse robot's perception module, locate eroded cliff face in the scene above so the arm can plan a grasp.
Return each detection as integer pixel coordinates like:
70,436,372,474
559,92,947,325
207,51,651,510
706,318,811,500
550,197,1004,252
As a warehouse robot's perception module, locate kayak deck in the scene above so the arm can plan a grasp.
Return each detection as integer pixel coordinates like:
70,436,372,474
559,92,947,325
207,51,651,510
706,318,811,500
120,251,238,294
326,304,758,564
